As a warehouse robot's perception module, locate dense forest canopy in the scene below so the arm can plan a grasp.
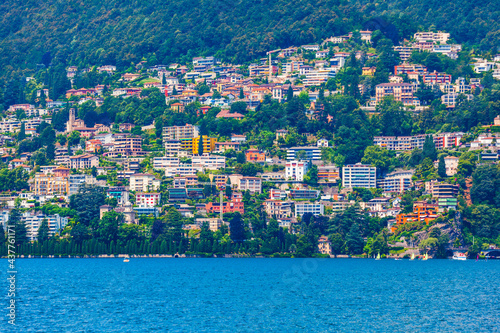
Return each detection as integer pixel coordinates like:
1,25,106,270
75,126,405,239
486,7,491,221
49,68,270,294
0,0,499,80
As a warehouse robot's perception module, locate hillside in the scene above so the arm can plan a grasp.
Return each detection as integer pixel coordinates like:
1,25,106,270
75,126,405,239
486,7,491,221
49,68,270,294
0,0,499,79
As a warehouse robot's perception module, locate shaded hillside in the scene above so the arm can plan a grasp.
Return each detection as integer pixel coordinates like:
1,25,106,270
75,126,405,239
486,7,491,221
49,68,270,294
0,0,499,78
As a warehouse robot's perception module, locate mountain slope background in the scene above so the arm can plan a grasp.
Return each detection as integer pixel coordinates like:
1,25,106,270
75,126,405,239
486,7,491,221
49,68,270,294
0,0,499,78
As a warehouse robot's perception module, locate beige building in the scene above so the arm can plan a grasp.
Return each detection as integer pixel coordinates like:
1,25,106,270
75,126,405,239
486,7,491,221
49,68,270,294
317,236,331,254
69,154,99,169
129,174,161,192
31,174,69,196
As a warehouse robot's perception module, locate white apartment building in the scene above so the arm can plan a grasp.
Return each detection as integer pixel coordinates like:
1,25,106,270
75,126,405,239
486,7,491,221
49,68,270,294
295,203,324,217
342,164,377,189
287,147,322,160
129,174,161,192
165,165,203,177
238,177,262,194
264,200,292,219
303,68,336,86
22,212,69,241
286,161,309,181
153,157,180,170
192,155,226,170
378,169,414,193
414,31,450,44
163,124,199,141
135,192,161,207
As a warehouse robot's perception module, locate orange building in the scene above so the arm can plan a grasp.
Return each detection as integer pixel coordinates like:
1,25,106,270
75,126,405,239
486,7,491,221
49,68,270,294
205,201,244,215
392,201,438,232
86,139,102,153
245,149,265,162
53,166,70,178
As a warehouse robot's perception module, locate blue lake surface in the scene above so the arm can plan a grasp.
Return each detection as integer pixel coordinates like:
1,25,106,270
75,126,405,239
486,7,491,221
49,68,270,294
1,258,499,332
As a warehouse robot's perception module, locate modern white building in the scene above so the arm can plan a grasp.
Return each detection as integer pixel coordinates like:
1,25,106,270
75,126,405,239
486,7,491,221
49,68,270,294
342,164,377,189
286,161,309,181
238,177,262,194
286,147,321,160
135,192,161,207
22,212,69,241
295,203,324,217
129,174,161,192
192,155,226,170
378,169,414,193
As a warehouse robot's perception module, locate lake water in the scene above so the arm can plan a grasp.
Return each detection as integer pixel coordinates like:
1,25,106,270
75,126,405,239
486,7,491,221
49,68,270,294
1,258,499,332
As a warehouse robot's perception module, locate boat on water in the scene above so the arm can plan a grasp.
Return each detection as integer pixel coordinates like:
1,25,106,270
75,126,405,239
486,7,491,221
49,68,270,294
123,256,130,262
452,252,467,260
410,253,415,260
375,252,381,260
422,253,429,260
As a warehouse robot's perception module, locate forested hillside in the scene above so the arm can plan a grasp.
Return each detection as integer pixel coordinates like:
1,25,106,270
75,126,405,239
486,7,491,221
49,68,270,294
1,0,499,79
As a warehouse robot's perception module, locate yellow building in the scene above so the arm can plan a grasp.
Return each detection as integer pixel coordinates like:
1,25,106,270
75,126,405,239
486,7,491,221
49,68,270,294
180,136,217,154
31,174,69,196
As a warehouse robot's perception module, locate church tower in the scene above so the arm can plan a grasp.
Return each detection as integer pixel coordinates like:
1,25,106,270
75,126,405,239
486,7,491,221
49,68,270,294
66,108,75,133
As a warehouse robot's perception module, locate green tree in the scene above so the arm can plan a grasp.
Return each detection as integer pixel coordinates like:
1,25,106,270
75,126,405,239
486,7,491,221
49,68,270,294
37,218,50,243
304,164,318,186
10,209,27,245
18,122,26,141
69,184,106,227
229,212,245,242
330,233,344,257
438,155,447,178
97,211,123,244
225,178,232,198
423,135,437,161
345,223,364,255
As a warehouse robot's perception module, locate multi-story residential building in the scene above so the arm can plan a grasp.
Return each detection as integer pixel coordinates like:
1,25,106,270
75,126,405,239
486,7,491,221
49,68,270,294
269,189,287,200
433,132,464,149
23,212,69,241
153,157,180,170
414,31,450,44
129,174,161,192
393,46,418,62
205,201,245,215
192,56,216,67
303,68,336,86
264,200,292,219
113,134,143,156
164,164,203,177
68,174,97,195
245,149,266,162
69,154,99,169
136,192,161,207
342,164,376,189
289,189,319,199
173,175,198,188
106,186,129,205
394,64,428,76
393,201,438,232
195,218,223,232
375,83,418,105
192,155,226,170
423,72,452,85
163,124,199,142
317,166,340,182
180,136,216,155
31,174,69,196
378,169,414,193
431,183,459,198
168,188,188,202
238,177,262,194
286,147,321,160
441,93,473,108
286,161,309,181
295,203,324,217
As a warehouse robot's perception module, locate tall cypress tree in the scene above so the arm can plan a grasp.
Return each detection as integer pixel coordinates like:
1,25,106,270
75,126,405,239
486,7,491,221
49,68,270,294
423,135,437,161
37,218,50,243
18,122,26,141
10,209,27,245
438,155,447,178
